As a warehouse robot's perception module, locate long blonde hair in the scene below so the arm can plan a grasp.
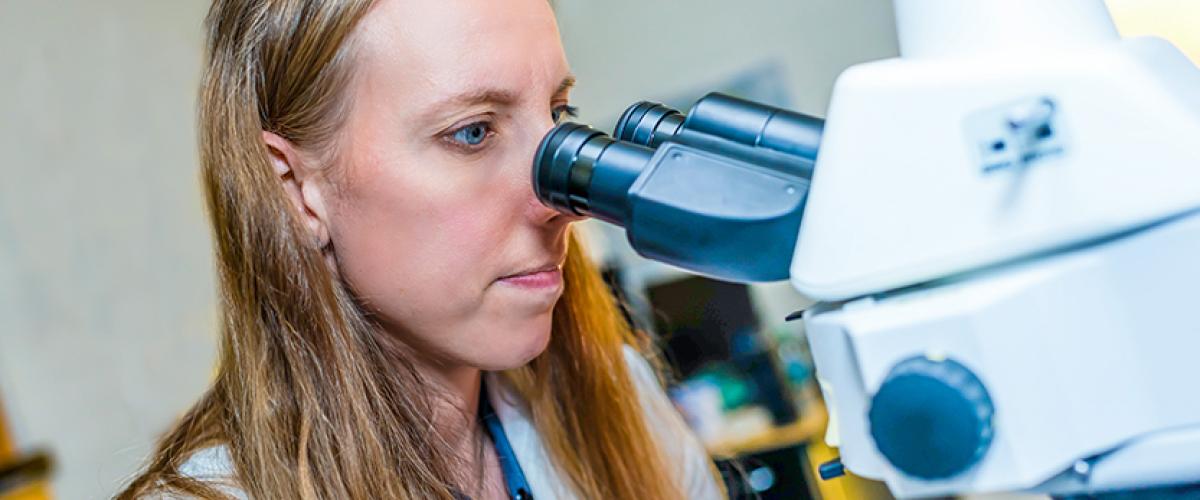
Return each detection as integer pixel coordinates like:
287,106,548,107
118,0,685,498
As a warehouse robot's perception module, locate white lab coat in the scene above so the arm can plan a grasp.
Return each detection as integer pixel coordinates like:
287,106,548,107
170,346,723,499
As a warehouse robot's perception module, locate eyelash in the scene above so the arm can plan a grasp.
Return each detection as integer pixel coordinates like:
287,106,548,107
553,104,580,124
441,104,581,153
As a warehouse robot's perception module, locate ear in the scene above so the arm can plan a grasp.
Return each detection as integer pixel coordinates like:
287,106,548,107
262,131,332,250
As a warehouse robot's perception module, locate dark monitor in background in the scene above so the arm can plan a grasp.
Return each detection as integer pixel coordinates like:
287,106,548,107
646,275,760,379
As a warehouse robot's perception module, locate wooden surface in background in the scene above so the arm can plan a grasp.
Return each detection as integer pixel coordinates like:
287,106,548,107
707,400,829,458
708,397,893,500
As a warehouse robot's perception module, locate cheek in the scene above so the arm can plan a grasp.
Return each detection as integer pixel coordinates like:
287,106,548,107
328,152,520,329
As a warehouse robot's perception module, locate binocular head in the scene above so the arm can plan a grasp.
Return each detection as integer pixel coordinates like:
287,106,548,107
531,93,823,282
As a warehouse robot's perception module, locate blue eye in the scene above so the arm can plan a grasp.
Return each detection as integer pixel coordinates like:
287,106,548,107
451,122,492,147
552,105,579,124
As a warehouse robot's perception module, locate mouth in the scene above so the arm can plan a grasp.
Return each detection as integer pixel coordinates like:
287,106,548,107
497,263,564,289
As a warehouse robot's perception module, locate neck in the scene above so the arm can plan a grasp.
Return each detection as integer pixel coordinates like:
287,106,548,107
416,357,494,496
373,330,485,439
429,361,485,422
373,329,495,477
418,357,485,447
370,329,503,497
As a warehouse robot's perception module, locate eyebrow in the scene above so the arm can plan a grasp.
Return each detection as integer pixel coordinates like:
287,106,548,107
556,75,577,96
420,75,577,125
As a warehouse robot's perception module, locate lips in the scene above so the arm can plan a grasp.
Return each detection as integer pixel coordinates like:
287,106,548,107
500,263,560,280
497,263,563,289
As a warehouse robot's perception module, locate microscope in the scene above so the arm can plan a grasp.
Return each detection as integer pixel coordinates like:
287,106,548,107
532,0,1200,498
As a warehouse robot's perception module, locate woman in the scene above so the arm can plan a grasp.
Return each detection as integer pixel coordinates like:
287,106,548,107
118,0,723,498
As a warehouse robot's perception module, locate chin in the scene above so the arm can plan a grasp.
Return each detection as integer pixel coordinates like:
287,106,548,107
476,310,554,371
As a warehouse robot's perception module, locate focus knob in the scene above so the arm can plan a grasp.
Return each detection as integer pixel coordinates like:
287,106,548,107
868,356,994,480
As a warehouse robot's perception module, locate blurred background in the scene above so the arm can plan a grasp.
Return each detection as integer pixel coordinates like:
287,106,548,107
1,1,1197,498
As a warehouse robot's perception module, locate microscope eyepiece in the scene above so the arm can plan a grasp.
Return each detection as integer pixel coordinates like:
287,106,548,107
533,122,654,226
533,122,601,215
614,101,685,148
685,93,823,162
613,94,822,166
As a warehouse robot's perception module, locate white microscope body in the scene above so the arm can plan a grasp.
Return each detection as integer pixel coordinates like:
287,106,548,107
792,0,1200,497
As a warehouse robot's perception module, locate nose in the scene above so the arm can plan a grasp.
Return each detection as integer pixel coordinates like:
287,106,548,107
526,191,584,226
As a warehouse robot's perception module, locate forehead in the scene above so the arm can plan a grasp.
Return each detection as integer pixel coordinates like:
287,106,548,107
353,0,568,112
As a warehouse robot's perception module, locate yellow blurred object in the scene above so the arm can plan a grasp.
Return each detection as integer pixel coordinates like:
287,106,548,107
1,397,53,500
1,482,52,500
1107,0,1200,64
806,438,895,500
0,401,10,459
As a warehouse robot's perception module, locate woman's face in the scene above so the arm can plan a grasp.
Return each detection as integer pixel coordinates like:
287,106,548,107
325,0,579,371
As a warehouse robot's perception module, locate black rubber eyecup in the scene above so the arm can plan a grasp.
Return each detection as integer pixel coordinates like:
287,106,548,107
533,122,604,214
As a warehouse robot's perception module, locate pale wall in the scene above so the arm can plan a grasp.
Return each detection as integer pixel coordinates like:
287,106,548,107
0,1,215,498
